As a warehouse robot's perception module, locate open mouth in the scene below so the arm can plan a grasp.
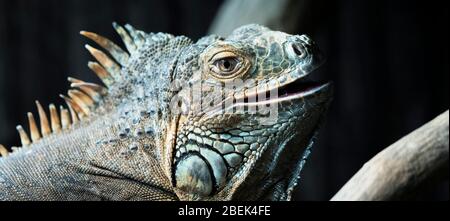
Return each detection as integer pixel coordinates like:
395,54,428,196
240,77,330,106
277,79,328,99
204,69,331,117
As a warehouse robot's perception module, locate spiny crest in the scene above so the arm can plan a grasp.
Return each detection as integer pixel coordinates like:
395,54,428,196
0,22,146,157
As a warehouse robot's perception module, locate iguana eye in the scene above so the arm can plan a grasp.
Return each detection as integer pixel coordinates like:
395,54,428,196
208,51,247,79
213,57,240,73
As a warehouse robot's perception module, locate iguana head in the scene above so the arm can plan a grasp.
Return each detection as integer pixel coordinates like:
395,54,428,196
168,25,332,200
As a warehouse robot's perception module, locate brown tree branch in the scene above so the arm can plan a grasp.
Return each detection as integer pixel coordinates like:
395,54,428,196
331,110,449,201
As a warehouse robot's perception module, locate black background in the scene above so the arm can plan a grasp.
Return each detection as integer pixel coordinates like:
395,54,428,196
0,0,448,200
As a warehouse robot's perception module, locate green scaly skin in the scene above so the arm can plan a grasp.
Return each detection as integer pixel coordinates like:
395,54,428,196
0,24,332,201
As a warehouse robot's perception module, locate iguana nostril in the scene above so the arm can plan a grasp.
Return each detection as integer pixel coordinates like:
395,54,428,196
292,43,304,58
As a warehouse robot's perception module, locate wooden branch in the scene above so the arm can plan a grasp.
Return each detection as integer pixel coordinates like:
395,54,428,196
208,0,307,36
331,110,449,201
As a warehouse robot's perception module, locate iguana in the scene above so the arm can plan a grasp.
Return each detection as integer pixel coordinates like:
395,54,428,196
0,23,332,201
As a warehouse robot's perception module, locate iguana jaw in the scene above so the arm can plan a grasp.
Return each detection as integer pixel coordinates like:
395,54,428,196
224,81,333,201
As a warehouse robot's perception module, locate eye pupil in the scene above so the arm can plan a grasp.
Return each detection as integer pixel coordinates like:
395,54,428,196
222,60,231,69
217,58,237,72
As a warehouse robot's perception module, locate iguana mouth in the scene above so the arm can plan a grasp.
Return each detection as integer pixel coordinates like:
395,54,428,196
239,77,330,106
277,80,329,100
